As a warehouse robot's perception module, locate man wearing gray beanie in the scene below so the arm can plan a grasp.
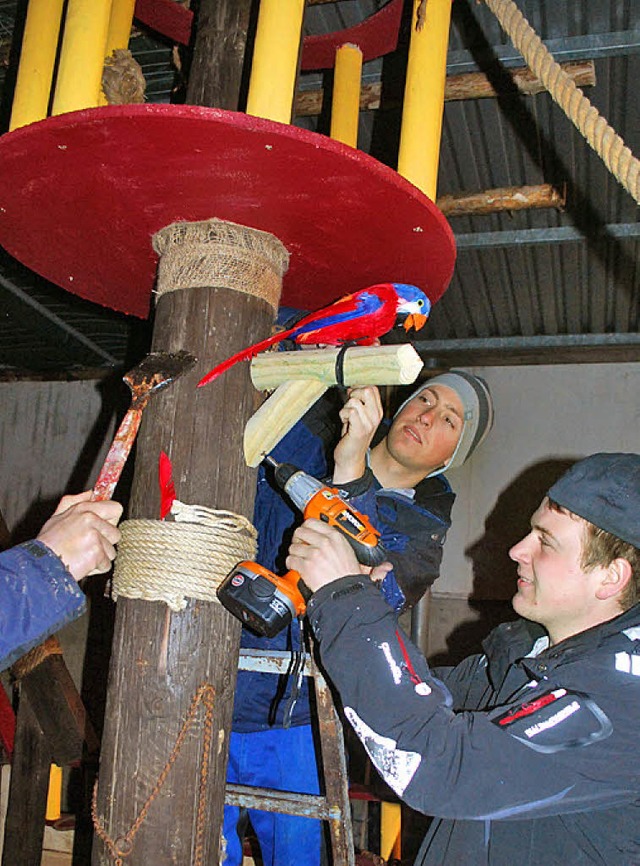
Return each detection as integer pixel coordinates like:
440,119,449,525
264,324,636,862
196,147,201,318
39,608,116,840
289,453,640,865
331,371,493,607
225,370,494,864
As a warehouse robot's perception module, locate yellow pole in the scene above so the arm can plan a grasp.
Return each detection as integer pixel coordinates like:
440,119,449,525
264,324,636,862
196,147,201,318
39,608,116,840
380,801,402,862
330,43,363,148
397,0,453,200
99,0,136,104
51,0,113,116
246,0,306,123
9,0,65,131
45,764,63,822
104,0,136,54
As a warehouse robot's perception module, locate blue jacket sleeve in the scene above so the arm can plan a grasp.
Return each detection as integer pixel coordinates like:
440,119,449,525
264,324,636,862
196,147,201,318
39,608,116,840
0,541,86,671
333,469,454,611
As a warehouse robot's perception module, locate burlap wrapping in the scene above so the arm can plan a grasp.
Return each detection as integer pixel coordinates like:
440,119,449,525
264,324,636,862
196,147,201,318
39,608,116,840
152,218,289,313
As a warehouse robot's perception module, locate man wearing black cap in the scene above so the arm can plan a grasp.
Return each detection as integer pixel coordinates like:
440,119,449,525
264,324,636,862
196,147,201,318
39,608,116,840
288,453,640,865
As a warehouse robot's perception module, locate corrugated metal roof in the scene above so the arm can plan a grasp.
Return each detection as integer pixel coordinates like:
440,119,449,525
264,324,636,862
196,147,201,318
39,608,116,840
0,0,637,372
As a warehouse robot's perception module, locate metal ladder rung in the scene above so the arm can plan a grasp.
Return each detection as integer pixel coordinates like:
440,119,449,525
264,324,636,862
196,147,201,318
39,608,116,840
226,647,355,866
225,784,342,820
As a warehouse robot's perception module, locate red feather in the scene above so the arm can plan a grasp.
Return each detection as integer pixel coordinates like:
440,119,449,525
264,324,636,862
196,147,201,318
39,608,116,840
197,284,400,388
158,451,176,519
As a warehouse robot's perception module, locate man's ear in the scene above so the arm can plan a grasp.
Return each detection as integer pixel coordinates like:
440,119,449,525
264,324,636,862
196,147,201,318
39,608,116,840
595,558,633,601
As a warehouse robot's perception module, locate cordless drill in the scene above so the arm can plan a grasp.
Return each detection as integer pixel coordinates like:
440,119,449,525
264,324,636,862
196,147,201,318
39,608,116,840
217,457,387,637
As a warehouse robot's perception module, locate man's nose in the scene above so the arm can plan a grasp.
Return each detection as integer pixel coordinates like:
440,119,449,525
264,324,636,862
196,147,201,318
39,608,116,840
417,409,433,426
509,536,530,563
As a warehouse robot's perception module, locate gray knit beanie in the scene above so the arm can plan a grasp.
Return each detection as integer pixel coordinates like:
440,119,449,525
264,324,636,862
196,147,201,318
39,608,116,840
394,370,494,476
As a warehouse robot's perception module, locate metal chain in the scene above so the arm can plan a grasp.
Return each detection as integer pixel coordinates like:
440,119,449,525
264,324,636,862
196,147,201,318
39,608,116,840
91,683,216,866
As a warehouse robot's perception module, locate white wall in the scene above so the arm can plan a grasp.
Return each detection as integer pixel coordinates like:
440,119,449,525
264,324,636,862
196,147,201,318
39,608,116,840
437,362,640,601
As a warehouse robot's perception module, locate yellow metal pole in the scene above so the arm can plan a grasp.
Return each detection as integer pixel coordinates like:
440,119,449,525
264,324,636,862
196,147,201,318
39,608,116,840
397,0,453,200
45,764,63,822
9,0,65,131
380,801,402,862
51,0,113,116
330,43,363,147
246,0,306,123
104,0,136,54
99,0,136,104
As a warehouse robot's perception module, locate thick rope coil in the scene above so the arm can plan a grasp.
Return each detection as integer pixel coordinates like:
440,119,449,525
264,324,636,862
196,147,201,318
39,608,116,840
112,503,258,611
484,0,640,205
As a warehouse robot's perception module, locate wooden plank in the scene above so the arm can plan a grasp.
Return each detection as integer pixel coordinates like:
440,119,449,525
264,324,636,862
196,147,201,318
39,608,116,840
1,693,50,866
15,649,99,765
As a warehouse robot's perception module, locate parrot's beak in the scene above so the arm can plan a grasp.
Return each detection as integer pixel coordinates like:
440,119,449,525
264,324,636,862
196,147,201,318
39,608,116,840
403,312,428,332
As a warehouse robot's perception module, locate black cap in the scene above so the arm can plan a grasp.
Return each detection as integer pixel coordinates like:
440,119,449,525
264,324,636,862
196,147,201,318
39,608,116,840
547,453,640,548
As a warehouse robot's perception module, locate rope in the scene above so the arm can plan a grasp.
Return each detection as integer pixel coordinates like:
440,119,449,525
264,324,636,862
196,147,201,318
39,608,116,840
92,683,216,866
11,635,63,679
112,503,258,611
483,0,640,205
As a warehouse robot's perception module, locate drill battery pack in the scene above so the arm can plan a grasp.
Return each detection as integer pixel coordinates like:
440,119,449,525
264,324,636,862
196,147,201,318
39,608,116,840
217,561,306,638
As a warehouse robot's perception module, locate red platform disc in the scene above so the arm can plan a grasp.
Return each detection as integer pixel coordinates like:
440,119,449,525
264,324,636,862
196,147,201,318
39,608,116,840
0,105,455,318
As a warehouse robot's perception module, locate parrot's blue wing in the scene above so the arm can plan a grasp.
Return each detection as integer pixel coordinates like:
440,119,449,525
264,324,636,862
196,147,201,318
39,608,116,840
290,289,390,340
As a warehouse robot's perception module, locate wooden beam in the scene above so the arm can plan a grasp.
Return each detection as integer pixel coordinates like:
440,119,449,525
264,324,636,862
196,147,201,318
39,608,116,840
437,183,565,217
294,60,595,116
1,693,50,866
11,637,99,765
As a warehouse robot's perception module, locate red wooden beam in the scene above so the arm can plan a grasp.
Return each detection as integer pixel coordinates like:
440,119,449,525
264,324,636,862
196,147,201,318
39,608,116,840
133,0,404,69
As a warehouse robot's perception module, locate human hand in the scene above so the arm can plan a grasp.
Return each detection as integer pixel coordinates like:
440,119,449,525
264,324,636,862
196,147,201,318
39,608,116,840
333,386,383,484
37,491,123,581
286,518,368,593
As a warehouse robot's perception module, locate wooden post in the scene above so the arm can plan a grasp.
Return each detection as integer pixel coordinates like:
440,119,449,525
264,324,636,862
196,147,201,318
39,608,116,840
186,0,254,110
1,694,50,866
91,221,287,865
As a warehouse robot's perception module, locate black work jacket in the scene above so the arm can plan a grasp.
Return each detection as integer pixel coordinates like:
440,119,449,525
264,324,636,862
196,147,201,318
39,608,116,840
308,578,640,865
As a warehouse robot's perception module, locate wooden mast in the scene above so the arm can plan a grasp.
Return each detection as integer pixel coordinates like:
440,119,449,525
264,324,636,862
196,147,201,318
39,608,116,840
92,3,263,864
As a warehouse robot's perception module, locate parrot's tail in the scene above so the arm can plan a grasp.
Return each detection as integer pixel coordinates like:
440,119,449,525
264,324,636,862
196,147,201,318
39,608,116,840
196,326,297,388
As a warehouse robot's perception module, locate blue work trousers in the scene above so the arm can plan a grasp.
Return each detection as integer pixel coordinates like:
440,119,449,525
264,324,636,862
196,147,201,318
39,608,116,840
223,725,322,866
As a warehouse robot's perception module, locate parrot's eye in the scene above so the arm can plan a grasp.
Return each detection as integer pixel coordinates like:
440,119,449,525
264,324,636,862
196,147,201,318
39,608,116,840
417,299,424,307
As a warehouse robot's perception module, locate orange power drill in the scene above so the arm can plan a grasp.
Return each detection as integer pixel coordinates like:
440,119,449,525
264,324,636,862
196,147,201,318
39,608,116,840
217,456,387,636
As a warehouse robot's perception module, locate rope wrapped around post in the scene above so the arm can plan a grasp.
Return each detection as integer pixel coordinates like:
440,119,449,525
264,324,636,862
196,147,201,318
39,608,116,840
112,501,258,611
484,0,640,205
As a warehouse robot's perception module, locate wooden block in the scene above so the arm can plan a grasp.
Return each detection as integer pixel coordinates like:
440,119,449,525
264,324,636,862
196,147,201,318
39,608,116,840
245,345,424,465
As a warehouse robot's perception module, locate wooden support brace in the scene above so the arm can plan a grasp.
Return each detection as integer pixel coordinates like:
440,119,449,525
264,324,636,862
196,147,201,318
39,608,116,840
244,344,423,466
294,60,595,117
11,636,99,766
438,182,565,217
1,693,50,866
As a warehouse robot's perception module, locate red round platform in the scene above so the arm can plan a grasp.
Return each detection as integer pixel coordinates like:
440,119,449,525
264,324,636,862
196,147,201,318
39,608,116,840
0,104,455,318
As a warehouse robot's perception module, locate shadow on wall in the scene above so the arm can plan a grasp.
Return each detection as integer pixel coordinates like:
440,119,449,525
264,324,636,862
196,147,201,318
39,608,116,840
430,457,577,666
8,371,133,544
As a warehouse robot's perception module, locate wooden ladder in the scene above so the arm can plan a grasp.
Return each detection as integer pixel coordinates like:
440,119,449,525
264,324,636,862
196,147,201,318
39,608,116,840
226,647,355,866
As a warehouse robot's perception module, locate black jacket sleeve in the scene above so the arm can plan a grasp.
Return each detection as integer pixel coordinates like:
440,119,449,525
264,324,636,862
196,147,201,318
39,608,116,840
308,578,640,821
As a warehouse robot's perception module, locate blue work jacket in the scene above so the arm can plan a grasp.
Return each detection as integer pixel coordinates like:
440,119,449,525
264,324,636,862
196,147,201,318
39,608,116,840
0,541,86,671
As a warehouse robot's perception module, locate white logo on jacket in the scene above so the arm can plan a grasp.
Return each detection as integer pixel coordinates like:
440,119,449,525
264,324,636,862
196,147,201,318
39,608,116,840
345,707,421,797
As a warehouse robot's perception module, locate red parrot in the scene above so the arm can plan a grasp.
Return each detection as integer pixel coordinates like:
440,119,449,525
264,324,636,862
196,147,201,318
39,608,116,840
197,282,430,388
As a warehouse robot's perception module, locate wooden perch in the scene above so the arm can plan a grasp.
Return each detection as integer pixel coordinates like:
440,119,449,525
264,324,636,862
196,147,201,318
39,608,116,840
294,60,595,116
438,183,565,217
250,343,423,390
244,344,423,466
